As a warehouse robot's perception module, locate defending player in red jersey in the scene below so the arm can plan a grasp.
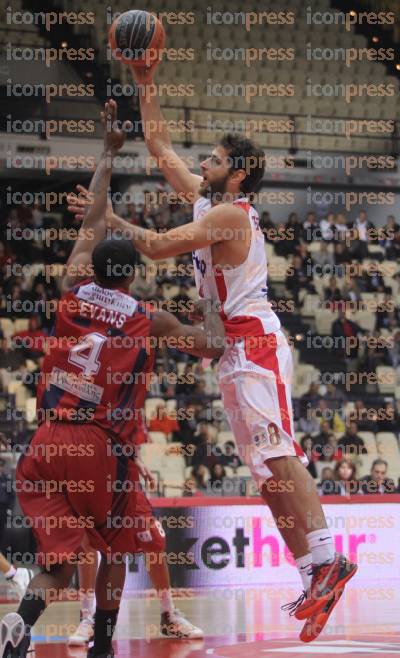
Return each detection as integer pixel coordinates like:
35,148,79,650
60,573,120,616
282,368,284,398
0,100,224,658
68,416,203,645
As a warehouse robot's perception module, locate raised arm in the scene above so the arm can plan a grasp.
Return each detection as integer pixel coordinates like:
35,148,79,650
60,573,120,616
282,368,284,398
132,65,202,202
62,100,130,291
151,299,225,359
110,202,250,260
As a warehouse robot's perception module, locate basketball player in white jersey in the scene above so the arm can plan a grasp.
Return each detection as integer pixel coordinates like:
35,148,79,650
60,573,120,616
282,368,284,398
69,77,357,639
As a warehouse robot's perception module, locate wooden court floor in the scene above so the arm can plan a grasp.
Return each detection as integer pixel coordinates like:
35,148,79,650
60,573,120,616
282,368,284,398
0,578,399,657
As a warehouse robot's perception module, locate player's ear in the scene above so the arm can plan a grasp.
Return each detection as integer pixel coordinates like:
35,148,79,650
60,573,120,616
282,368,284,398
231,169,246,187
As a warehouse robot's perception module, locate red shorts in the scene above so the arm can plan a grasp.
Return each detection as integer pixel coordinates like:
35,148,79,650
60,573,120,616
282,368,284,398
133,487,166,554
16,423,141,567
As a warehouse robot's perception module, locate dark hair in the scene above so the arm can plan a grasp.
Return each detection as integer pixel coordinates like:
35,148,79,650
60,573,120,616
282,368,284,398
371,458,388,471
92,238,137,288
219,133,265,194
334,459,357,482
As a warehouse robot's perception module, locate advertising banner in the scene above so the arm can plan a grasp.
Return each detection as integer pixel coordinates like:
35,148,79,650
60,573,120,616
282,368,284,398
125,500,399,589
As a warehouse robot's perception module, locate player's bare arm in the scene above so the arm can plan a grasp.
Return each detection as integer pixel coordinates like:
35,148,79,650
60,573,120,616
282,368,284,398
131,64,202,202
62,99,131,292
151,299,225,359
109,203,251,261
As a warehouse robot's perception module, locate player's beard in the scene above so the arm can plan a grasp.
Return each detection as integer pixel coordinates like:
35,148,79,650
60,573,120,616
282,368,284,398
199,173,231,205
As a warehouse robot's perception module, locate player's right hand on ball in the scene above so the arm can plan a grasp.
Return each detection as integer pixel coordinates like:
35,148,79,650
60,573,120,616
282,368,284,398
130,59,159,85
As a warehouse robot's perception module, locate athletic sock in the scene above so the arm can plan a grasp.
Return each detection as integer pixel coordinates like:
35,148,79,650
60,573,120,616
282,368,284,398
306,529,336,566
81,592,96,619
159,589,174,614
295,553,312,591
5,566,17,580
93,607,119,655
17,593,46,631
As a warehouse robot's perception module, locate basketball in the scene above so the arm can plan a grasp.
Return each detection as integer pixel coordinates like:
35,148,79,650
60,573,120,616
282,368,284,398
108,9,165,68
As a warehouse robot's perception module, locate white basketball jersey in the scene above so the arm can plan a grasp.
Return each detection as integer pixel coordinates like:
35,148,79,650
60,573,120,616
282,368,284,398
192,196,280,337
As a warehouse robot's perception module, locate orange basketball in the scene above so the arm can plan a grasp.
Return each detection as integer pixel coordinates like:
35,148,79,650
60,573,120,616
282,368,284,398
109,9,165,68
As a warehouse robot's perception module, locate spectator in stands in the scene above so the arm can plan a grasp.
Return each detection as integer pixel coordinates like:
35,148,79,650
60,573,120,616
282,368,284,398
324,382,347,412
376,292,400,330
334,213,349,242
321,459,359,496
221,441,242,471
302,211,319,243
259,210,275,236
376,401,400,433
342,276,362,305
0,333,25,372
350,209,373,261
381,215,400,260
208,463,227,493
175,363,197,402
173,401,198,448
324,276,344,309
148,364,174,397
338,421,367,456
349,400,378,433
182,477,202,497
359,459,396,494
300,435,317,478
148,402,179,438
333,243,352,273
312,242,334,270
285,254,315,306
320,212,335,241
388,330,400,369
190,464,209,491
273,213,301,257
318,466,335,495
313,420,333,454
332,310,363,362
317,434,343,463
360,262,386,294
192,423,221,471
360,330,390,371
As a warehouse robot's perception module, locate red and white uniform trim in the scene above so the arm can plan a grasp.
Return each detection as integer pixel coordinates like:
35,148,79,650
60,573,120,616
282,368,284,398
192,197,307,485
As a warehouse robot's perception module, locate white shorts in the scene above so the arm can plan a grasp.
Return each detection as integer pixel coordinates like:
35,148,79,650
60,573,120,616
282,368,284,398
218,330,307,488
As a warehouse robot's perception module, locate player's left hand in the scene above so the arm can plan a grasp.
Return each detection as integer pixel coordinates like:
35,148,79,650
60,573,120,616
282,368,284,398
135,457,157,490
67,184,93,222
101,99,132,155
67,184,114,224
189,298,221,323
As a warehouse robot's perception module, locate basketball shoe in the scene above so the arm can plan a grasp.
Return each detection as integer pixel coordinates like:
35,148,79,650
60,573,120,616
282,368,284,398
294,554,357,621
87,649,114,658
160,609,204,638
299,589,344,643
0,613,31,658
7,571,33,602
68,614,94,645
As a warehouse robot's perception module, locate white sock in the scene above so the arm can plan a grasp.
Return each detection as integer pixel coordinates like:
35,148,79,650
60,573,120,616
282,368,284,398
5,566,17,580
159,589,174,614
295,553,312,591
307,529,335,566
81,592,96,619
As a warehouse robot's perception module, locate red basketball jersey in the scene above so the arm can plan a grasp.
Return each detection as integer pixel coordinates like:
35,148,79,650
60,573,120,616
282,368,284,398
37,279,155,446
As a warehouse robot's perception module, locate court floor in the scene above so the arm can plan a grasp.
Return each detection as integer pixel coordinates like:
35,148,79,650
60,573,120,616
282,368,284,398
0,578,399,657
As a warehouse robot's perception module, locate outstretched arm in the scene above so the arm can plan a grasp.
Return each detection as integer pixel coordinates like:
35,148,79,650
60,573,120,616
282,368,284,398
151,299,225,359
108,203,250,260
132,65,202,202
62,100,130,291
